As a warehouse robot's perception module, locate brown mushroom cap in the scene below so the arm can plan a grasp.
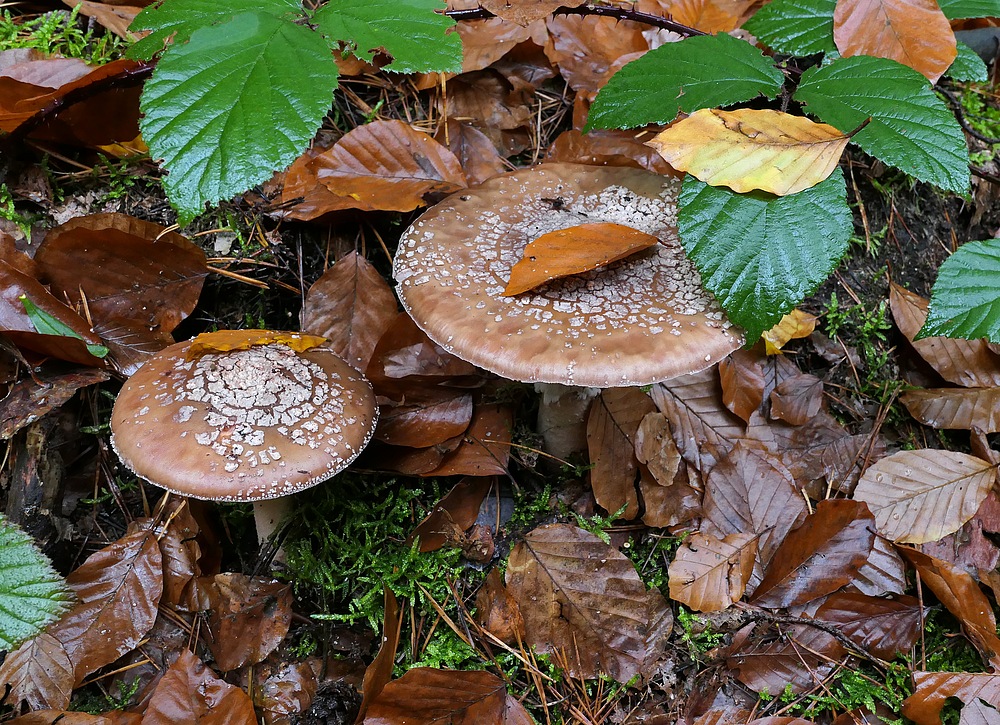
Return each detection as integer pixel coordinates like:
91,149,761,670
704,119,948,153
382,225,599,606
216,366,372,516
393,163,743,387
110,333,377,502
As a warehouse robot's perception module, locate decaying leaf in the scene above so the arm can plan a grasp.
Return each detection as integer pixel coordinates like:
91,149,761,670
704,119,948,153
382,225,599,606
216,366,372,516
0,632,74,710
855,450,995,544
904,672,1000,725
364,668,509,724
727,623,846,695
0,368,110,441
256,661,318,725
408,477,493,552
587,388,657,519
143,650,256,724
357,588,401,724
435,119,507,186
419,403,513,477
474,568,526,645
768,372,824,426
187,330,326,359
634,411,681,487
375,390,474,448
668,532,757,612
480,0,585,25
814,590,926,659
719,350,765,423
203,574,292,672
546,128,677,175
901,387,1000,433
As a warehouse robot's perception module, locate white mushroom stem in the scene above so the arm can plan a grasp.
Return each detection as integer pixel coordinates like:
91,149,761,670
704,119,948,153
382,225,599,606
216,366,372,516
254,497,292,564
534,383,601,461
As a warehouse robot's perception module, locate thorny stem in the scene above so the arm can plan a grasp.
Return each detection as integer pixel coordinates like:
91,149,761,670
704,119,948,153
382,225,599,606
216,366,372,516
445,3,707,36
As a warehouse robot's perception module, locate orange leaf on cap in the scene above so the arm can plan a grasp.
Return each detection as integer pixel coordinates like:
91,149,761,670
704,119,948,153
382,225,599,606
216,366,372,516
186,330,327,360
503,222,659,296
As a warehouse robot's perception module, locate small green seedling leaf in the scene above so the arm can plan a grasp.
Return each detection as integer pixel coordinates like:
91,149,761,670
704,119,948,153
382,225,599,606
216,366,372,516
937,0,1000,20
947,41,989,82
795,56,970,195
313,0,462,74
0,514,72,650
742,0,836,56
140,11,338,224
679,168,852,341
19,295,109,358
586,33,784,131
918,239,1000,343
127,0,302,60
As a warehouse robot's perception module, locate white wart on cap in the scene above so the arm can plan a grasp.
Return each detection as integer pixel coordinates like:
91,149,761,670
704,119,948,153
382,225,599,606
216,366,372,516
393,163,743,387
111,333,378,502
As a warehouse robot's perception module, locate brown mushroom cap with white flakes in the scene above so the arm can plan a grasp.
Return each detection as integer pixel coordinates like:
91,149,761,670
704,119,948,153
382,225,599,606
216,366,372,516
393,163,743,387
110,332,378,502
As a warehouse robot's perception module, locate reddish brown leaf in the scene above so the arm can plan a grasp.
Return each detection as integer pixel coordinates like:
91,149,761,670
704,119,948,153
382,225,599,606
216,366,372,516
666,0,746,32
719,350,765,423
480,0,585,24
640,458,703,528
0,632,73,710
49,524,162,685
506,523,672,682
186,330,324,357
155,500,204,612
408,477,493,552
546,128,677,175
898,547,1000,668
901,388,1000,432
544,16,648,92
813,591,926,659
375,390,473,448
587,388,657,519
474,568,526,645
727,624,846,695
833,0,956,82
364,668,508,724
301,251,398,372
72,2,143,41
203,574,292,672
6,713,139,725
769,373,824,426
903,672,1000,725
668,532,757,612
822,432,887,495
421,403,513,477
890,283,1000,387
435,120,507,186
356,588,401,724
450,10,544,75
257,661,318,725
751,499,875,608
635,411,681,487
143,649,257,724
443,71,533,131
0,367,110,440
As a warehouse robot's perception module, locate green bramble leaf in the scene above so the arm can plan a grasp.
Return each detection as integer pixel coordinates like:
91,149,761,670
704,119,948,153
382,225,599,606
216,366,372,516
585,34,784,131
795,56,970,195
19,295,108,358
742,0,836,56
139,11,338,225
918,239,1000,343
937,0,1000,19
947,41,989,82
127,0,301,61
0,515,72,650
678,168,852,341
313,0,462,74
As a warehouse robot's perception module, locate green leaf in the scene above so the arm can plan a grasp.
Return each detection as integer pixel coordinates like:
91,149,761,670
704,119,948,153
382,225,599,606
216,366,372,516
0,515,72,650
127,0,302,61
313,0,462,74
140,12,338,225
795,56,970,195
19,295,109,358
742,0,836,56
937,0,1000,20
678,168,852,341
585,34,784,131
918,239,1000,342
947,41,989,82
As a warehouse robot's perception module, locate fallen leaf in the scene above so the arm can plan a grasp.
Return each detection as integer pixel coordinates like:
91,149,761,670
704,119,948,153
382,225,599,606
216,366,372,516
719,350,765,423
855,450,995,544
727,623,846,695
474,568,526,645
408,477,493,552
813,591,926,659
375,390,474,448
668,531,757,612
364,668,508,724
646,109,849,195
356,588,401,724
664,0,751,32
203,574,292,672
769,373,824,426
0,632,73,710
546,128,678,175
853,535,907,596
762,309,819,355
903,672,1000,725
435,120,507,186
480,0,585,24
143,649,257,724
544,15,648,92
0,367,110,440
634,411,681,487
960,698,1000,725
640,457,703,528
420,403,513,477
256,661,318,725
587,388,657,519
443,70,533,131
901,388,1000,432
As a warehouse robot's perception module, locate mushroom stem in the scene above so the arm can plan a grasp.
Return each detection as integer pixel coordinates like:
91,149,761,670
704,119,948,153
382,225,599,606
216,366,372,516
253,497,292,564
534,383,601,461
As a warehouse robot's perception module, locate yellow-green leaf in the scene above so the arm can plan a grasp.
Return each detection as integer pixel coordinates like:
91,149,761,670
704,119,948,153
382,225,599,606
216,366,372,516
646,108,850,195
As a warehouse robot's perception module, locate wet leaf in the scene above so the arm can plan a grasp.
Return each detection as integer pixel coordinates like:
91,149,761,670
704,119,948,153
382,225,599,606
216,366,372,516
762,309,817,355
435,120,507,186
751,499,875,608
640,458,703,528
587,388,657,519
0,632,73,710
648,109,849,195
480,0,584,24
364,668,509,723
769,373,824,426
901,388,1000,432
156,501,204,612
919,238,1000,344
813,591,926,659
143,649,257,724
408,477,492,552
727,624,846,695
833,0,957,82
474,568,526,645
421,403,513,477
960,698,1000,725
719,350,765,423
667,0,745,32
186,330,327,359
546,128,677,175
855,450,995,544
203,574,292,671
0,368,111,441
853,535,907,596
668,532,757,612
19,297,108,359
903,672,1000,725
544,15,648,93
6,713,139,725
375,390,473,448
444,70,533,131
356,588,401,724
634,411,681,488
301,251,398,372
257,661,318,725
506,523,672,682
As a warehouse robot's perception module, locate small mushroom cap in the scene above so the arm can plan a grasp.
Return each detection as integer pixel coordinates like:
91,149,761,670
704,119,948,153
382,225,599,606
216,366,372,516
394,163,743,387
110,333,378,502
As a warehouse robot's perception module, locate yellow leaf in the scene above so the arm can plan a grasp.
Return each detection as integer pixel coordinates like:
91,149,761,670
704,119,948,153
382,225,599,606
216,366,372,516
645,108,850,195
763,309,817,354
504,222,660,296
186,330,327,360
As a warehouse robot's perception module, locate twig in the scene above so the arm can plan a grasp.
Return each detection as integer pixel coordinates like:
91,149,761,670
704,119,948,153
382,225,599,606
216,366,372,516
445,2,706,36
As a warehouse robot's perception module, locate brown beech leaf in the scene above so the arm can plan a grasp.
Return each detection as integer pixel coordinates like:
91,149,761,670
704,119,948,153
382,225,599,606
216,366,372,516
813,591,926,659
375,390,474,448
901,388,1000,432
504,223,660,296
257,661,318,725
587,388,657,519
890,283,1000,388
544,15,648,92
635,411,681,487
356,588,401,724
833,0,956,82
364,668,508,724
701,440,808,589
668,532,757,612
143,649,257,724
475,568,526,645
203,574,292,672
903,672,1000,725
480,0,584,24
309,120,466,213
666,0,744,32
719,350,765,423
435,120,507,186
0,632,73,710
727,624,846,695
301,251,398,372
546,128,677,175
640,458,703,528
421,403,513,477
444,70,533,131
408,477,493,552
651,368,744,472
0,367,110,440
154,502,204,612
751,499,875,608
49,524,162,685
768,373,824,426
6,713,139,725
506,523,672,682
853,535,907,596
854,450,995,544
71,2,143,41
186,330,325,358
898,547,1000,668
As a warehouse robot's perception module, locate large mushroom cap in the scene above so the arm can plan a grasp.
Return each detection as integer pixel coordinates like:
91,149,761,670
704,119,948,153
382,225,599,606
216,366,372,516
394,163,743,387
111,332,377,502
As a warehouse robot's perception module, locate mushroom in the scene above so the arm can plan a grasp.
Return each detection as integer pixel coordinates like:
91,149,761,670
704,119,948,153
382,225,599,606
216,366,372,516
110,331,378,558
393,163,742,458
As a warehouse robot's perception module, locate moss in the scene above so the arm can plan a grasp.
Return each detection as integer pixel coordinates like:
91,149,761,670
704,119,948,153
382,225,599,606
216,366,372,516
0,8,127,64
